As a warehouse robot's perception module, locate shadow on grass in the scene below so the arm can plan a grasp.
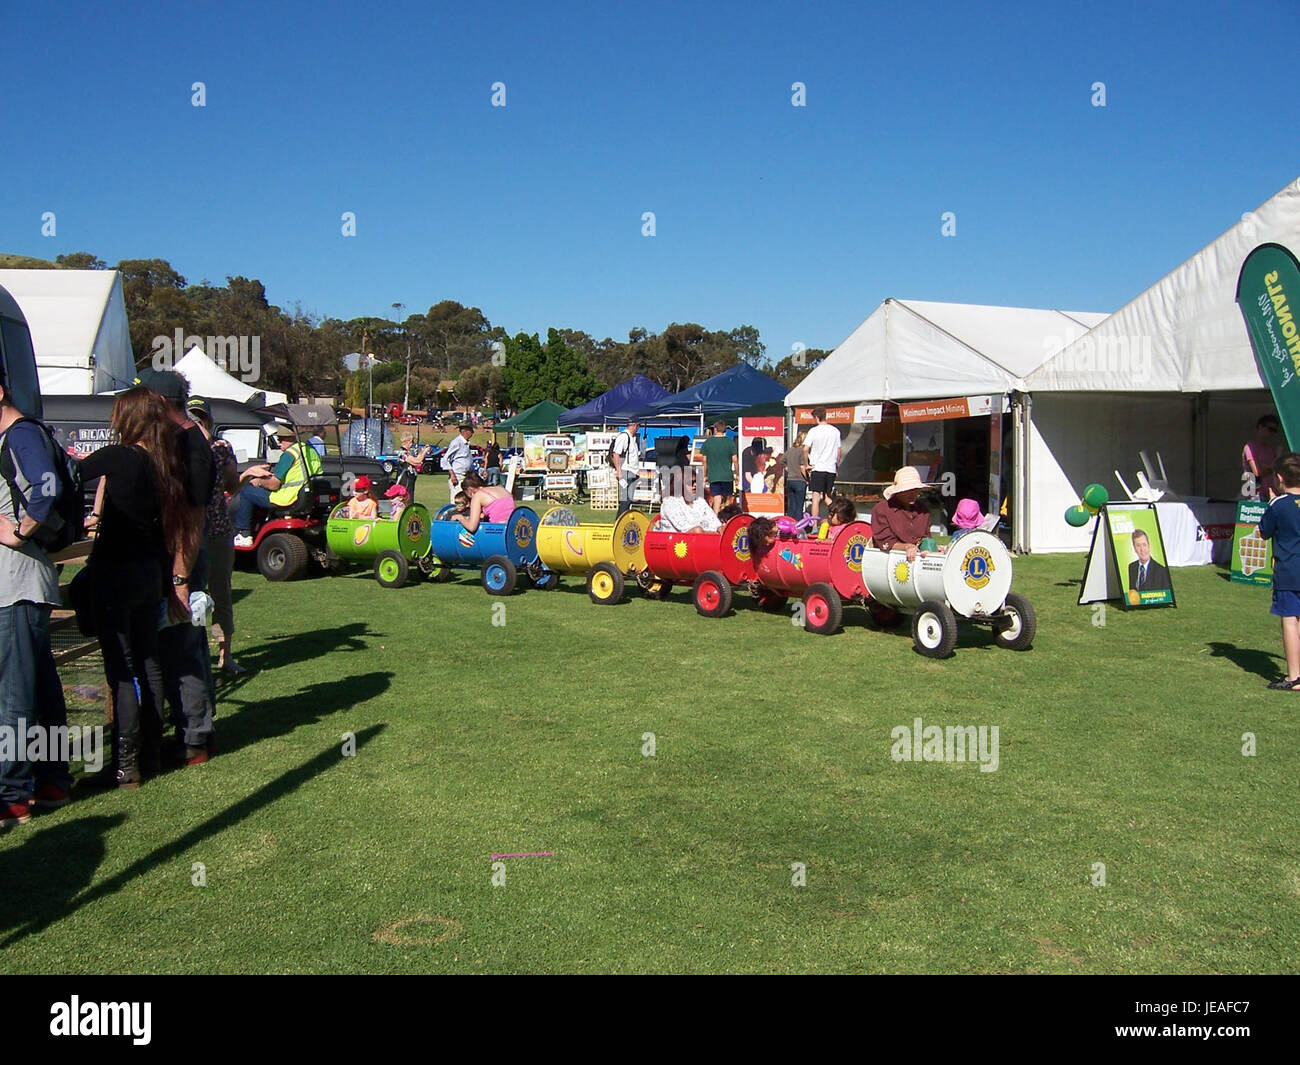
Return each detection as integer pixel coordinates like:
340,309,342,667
1207,641,1280,680
0,814,126,937
216,671,394,756
0,725,385,949
234,622,377,673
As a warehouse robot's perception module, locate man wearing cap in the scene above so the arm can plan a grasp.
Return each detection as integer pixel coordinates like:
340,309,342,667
611,419,640,516
440,424,474,502
137,368,218,764
232,423,322,544
871,466,934,561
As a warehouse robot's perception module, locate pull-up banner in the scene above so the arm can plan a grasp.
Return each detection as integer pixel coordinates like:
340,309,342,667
1236,242,1300,450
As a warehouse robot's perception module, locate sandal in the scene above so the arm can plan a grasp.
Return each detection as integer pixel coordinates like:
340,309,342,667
1267,675,1300,690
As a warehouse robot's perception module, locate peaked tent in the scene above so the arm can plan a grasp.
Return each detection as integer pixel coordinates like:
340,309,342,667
634,362,787,422
786,299,1107,407
557,374,671,427
495,399,567,434
175,346,289,406
1020,175,1300,553
0,269,135,395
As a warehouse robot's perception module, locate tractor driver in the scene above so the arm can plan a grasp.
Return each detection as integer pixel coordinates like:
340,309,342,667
233,424,324,547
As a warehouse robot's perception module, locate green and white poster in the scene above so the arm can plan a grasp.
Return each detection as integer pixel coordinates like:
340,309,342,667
1231,500,1273,585
1237,243,1300,450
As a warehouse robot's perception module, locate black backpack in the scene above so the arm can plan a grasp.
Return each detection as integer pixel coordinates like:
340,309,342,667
609,431,630,468
0,417,84,553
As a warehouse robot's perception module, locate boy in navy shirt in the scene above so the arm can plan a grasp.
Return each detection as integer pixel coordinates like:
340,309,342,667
1258,451,1300,690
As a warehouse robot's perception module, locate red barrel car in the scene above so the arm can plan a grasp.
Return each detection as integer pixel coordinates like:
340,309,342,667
642,514,758,616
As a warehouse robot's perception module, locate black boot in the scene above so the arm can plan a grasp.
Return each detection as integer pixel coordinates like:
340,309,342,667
116,737,141,790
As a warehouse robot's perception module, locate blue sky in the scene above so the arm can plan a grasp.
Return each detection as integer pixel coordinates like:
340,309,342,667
3,0,1296,360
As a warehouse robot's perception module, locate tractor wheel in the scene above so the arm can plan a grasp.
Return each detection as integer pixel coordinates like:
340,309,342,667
801,583,843,635
586,562,625,604
257,533,309,582
374,550,409,589
993,592,1037,651
481,555,517,596
912,600,958,659
692,571,732,618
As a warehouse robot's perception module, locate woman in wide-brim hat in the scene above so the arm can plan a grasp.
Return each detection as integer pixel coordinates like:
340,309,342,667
871,466,934,560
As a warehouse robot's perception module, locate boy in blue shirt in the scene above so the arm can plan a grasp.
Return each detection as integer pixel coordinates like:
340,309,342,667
1258,451,1300,690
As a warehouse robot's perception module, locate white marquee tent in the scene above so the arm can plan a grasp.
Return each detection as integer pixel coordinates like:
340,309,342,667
174,346,288,406
786,299,1108,407
1020,175,1300,553
0,269,134,395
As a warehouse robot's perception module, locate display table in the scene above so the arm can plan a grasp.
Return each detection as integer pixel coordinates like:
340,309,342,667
1153,500,1237,567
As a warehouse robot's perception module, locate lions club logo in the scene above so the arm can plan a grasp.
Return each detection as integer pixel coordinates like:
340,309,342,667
403,512,425,542
732,529,751,562
844,533,869,573
961,545,994,590
622,525,641,549
514,517,534,549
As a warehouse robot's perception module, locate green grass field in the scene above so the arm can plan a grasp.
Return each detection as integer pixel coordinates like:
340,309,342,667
3,479,1298,973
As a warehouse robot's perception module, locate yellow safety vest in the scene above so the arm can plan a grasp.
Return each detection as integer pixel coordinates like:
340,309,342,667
269,443,324,507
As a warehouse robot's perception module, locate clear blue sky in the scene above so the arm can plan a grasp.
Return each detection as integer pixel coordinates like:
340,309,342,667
3,0,1296,360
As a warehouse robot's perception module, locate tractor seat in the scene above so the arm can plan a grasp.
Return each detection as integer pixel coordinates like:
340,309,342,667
268,477,333,518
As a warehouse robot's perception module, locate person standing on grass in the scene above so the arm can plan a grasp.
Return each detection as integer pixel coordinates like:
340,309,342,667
611,419,640,516
1258,451,1300,691
783,431,810,517
804,408,842,520
0,376,74,826
186,397,245,677
699,421,737,513
441,424,474,502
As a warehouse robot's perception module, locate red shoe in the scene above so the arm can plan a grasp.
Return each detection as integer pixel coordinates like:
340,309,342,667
32,784,71,810
185,735,217,765
2,801,32,828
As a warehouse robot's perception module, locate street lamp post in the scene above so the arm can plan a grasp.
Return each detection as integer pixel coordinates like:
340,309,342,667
366,352,376,456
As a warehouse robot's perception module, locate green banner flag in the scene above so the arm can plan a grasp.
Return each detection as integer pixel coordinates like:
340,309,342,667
1237,242,1300,449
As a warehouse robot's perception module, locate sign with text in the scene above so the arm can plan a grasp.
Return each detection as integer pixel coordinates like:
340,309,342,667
1231,500,1273,585
898,396,994,423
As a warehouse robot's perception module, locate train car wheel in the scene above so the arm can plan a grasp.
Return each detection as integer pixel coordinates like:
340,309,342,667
587,562,625,604
993,592,1037,651
801,584,842,635
482,555,517,596
374,550,409,589
534,570,560,591
912,600,958,658
692,571,732,618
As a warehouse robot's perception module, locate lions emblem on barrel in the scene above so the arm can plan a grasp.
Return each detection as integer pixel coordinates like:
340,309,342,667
961,544,994,589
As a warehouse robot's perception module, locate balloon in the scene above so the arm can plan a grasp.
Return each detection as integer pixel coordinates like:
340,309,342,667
1065,505,1092,527
1083,502,1100,515
1082,483,1108,510
775,516,798,538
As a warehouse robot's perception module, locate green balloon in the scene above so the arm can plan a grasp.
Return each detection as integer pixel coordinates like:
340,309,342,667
1065,505,1092,527
1082,483,1108,509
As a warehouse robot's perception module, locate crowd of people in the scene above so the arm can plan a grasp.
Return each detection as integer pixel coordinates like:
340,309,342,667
1,369,239,827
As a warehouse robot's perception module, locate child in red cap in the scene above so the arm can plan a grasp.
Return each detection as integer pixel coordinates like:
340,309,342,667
385,483,410,519
345,475,378,519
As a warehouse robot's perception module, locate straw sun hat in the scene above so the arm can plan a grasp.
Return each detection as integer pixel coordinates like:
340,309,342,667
883,466,926,499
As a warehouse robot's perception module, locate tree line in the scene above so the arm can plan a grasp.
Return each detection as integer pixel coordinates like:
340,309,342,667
45,252,828,409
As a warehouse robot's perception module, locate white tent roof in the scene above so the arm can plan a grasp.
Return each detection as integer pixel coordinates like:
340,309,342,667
175,346,288,406
1028,175,1300,393
0,269,135,395
786,299,1108,406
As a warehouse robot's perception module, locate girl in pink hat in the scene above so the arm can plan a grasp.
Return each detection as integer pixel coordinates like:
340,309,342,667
949,498,986,544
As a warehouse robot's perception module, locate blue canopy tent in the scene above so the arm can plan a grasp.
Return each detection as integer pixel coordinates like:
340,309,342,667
633,362,789,430
557,374,672,428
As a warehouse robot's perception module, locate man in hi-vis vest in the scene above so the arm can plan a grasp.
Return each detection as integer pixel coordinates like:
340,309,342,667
233,424,324,546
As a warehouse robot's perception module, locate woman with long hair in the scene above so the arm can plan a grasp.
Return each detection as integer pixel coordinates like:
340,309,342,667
76,387,193,787
452,470,513,533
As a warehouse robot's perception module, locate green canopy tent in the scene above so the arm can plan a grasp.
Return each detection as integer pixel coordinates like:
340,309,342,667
494,399,567,435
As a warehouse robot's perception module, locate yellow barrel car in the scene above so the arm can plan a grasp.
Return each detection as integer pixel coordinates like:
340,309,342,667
534,507,651,604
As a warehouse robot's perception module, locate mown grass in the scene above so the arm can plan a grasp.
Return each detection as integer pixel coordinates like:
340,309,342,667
2,479,1297,973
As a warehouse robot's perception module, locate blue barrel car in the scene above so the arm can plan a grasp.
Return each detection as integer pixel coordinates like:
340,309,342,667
428,504,542,595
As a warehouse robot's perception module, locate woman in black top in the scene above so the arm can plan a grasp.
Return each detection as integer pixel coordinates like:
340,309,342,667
77,387,192,787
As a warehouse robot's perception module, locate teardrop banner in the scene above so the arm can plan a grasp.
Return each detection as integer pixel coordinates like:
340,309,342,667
1236,242,1300,449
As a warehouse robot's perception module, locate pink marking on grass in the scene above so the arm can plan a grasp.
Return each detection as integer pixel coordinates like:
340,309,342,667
491,852,554,860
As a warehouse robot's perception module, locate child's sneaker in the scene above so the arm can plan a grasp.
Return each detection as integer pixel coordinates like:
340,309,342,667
32,784,71,809
2,800,32,827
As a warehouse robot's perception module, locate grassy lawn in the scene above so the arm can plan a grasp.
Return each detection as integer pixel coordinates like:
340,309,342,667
3,477,1298,973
